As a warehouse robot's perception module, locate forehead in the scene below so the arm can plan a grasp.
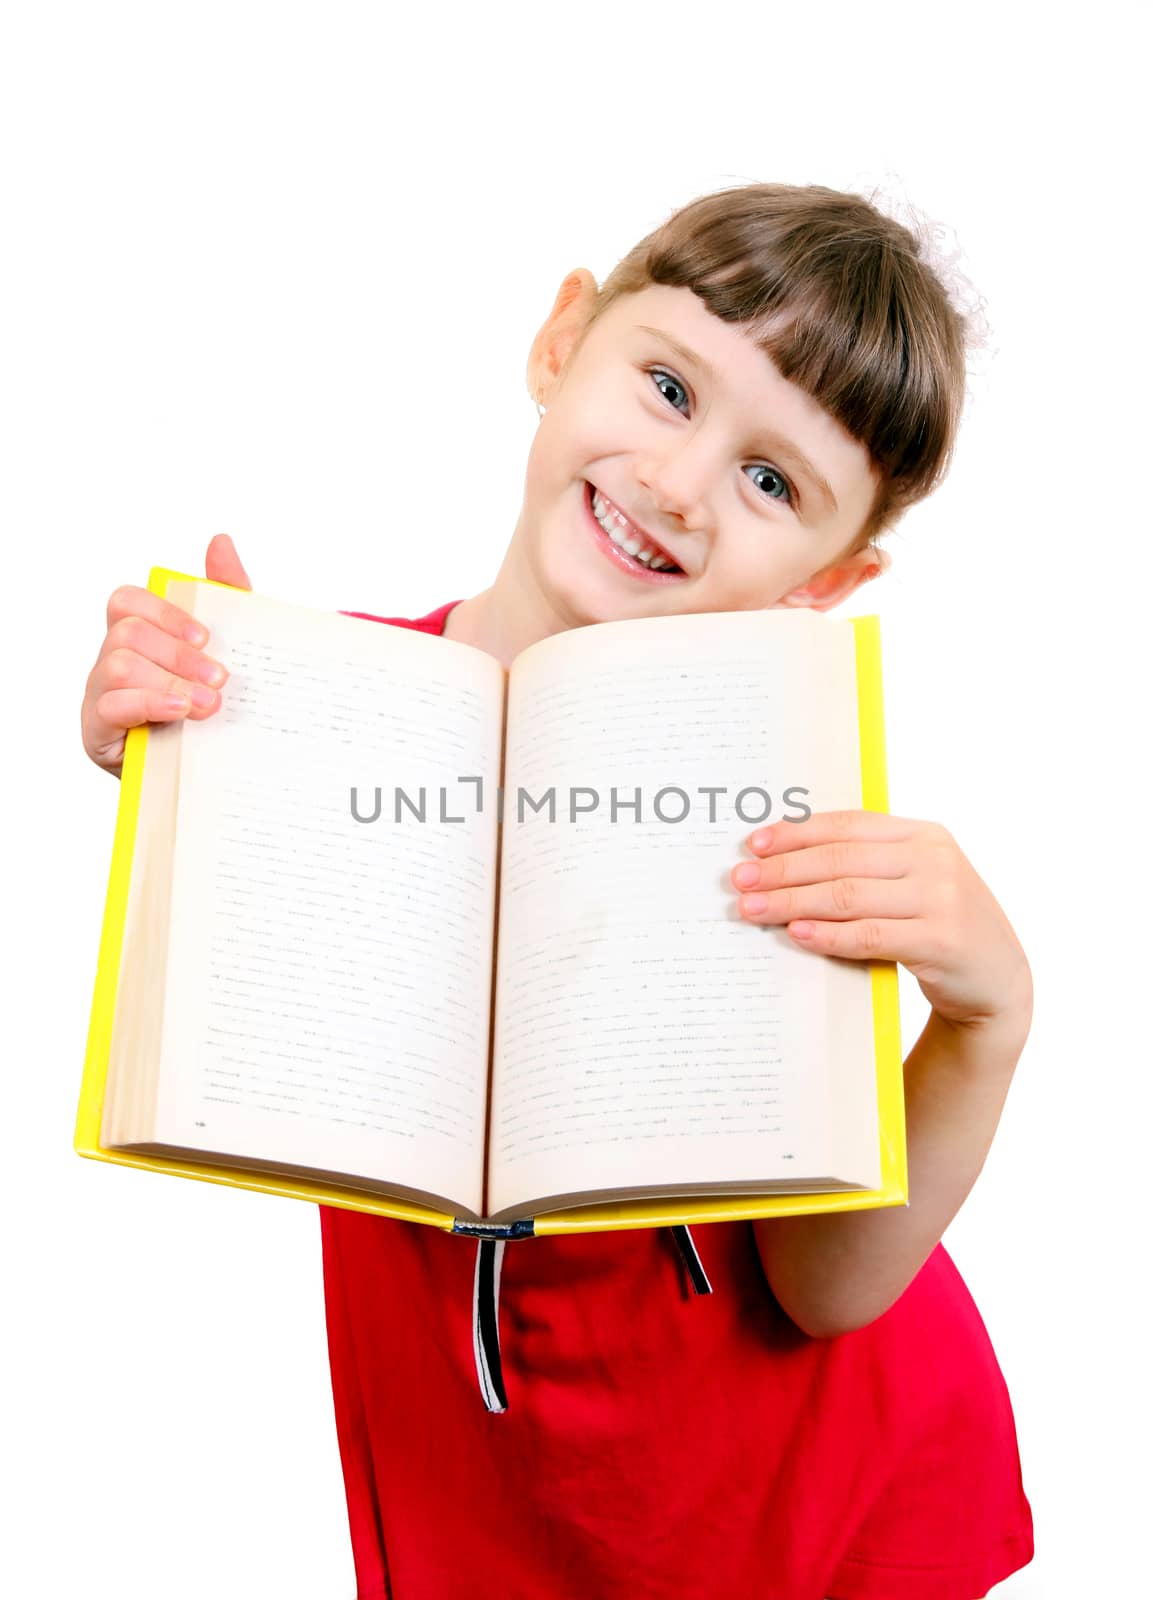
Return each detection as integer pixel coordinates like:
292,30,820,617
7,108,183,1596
594,285,831,429
603,286,867,442
601,285,776,373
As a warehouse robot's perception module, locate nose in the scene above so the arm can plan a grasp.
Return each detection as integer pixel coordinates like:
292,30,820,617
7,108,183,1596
635,444,714,531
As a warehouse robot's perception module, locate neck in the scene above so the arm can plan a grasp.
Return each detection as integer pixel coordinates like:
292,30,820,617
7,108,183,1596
441,519,587,669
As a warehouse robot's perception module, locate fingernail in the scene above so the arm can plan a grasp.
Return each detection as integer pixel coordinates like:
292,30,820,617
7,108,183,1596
743,894,769,914
734,863,760,888
197,658,227,686
184,622,208,646
190,684,217,708
750,828,773,851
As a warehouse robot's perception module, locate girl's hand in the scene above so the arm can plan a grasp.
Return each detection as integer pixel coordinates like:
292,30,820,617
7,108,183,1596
729,810,1033,1035
81,534,252,779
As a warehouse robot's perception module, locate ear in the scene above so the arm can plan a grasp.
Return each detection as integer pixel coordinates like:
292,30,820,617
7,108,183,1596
526,268,599,407
777,546,887,612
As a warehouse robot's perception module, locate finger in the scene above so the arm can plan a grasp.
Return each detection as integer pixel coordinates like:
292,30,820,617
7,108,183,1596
205,532,252,590
736,876,923,927
783,915,930,963
82,671,220,774
106,583,210,647
747,811,919,856
86,649,224,745
732,839,909,896
96,614,229,690
90,683,212,732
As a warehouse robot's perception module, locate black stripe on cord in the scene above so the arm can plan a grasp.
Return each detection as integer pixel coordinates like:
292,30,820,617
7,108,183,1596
671,1225,713,1294
473,1238,508,1413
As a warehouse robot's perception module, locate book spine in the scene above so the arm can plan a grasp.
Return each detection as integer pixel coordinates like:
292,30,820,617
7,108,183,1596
452,1218,537,1240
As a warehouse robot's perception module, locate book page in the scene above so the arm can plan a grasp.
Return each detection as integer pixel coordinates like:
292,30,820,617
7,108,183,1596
150,582,504,1216
488,610,880,1218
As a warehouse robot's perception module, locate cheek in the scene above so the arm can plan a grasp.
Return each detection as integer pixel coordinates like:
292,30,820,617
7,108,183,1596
522,426,563,501
560,380,631,453
712,547,809,608
528,424,598,500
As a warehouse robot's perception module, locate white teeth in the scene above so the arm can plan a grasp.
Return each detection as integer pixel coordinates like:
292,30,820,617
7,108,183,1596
591,488,679,572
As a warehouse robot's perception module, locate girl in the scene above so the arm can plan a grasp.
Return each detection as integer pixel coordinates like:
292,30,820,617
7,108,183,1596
80,183,1034,1599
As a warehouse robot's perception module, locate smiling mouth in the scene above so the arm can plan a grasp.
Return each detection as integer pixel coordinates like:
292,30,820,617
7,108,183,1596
584,481,687,578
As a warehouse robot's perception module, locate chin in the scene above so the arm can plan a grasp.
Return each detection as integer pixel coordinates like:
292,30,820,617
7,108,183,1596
550,568,661,630
543,549,685,630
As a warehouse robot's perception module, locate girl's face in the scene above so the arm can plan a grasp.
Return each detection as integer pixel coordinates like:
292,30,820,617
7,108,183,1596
521,280,882,629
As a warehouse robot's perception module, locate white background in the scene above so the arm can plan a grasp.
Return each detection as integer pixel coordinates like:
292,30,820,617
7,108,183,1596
2,3,1148,1596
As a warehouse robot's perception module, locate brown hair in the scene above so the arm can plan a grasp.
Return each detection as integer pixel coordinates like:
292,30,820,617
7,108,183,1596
583,182,979,554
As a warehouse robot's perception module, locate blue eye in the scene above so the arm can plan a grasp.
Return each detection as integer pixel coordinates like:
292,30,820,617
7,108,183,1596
743,464,792,504
645,365,795,508
648,366,691,413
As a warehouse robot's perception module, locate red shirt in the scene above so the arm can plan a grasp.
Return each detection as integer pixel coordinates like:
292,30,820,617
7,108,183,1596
322,599,1034,1600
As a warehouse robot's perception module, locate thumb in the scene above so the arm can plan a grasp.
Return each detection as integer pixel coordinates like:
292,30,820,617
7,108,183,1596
205,532,252,591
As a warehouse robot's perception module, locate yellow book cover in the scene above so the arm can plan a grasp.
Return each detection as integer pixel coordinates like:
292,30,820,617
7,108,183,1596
75,567,907,1238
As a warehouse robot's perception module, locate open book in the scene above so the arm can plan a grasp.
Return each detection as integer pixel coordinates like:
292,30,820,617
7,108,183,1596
75,568,906,1237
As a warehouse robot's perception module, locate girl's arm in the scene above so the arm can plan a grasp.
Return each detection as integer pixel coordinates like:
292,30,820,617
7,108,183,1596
731,809,1033,1340
752,1005,1030,1339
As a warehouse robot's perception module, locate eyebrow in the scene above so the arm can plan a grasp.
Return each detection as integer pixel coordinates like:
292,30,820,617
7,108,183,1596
635,324,839,515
